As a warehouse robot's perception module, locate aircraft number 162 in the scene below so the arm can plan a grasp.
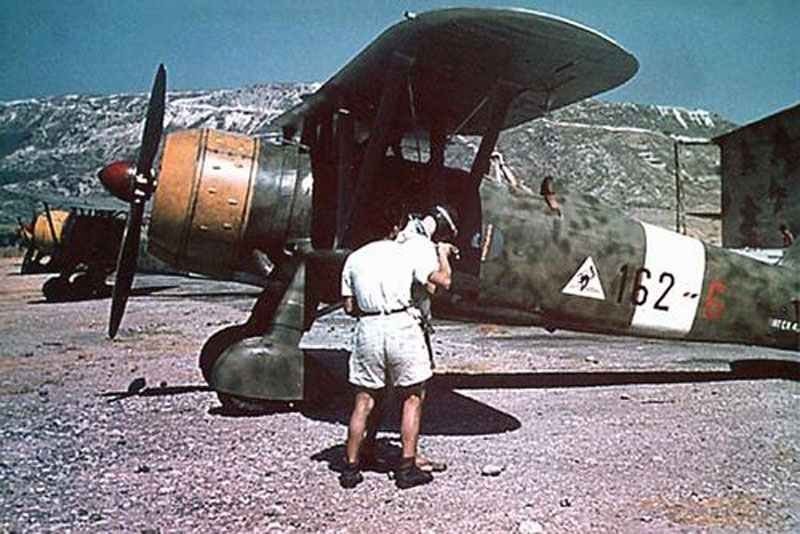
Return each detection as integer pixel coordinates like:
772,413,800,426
616,265,682,311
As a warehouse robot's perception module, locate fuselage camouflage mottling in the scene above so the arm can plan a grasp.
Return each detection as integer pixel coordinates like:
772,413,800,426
466,178,800,351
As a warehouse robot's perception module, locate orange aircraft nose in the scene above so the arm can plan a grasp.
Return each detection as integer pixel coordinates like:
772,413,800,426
98,160,136,202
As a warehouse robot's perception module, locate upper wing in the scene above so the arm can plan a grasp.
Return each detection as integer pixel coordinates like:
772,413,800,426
274,7,638,136
6,187,127,213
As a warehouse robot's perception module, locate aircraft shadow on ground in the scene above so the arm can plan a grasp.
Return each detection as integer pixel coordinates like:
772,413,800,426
27,284,177,304
433,358,800,390
99,384,212,402
295,350,800,435
147,290,262,300
97,347,800,437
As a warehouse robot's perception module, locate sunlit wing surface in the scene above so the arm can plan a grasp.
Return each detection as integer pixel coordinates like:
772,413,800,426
274,8,638,136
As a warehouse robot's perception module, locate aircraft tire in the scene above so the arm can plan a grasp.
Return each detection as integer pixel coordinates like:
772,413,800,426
42,276,71,302
70,274,96,300
95,283,113,299
216,392,296,415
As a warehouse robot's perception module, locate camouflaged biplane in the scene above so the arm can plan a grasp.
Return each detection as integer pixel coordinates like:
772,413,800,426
96,7,800,408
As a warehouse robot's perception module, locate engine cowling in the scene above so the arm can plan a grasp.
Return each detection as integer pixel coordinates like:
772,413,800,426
148,128,312,280
31,210,71,254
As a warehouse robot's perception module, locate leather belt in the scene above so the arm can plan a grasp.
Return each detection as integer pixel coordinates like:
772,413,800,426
359,306,410,317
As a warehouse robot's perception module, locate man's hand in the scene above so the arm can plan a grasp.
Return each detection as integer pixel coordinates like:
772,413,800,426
343,296,357,317
437,242,460,260
429,242,456,290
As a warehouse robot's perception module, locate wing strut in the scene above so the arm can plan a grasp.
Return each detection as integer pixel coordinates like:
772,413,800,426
342,52,413,247
428,120,447,204
469,80,520,185
334,107,354,248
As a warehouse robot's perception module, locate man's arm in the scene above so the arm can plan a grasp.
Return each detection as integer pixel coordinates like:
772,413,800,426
341,258,358,316
427,243,457,291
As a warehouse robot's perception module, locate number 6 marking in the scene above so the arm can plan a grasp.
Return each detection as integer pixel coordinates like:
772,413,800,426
703,280,726,320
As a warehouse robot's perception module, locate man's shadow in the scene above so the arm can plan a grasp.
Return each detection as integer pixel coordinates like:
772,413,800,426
100,337,800,475
300,349,523,436
302,349,800,474
304,349,523,475
311,438,401,475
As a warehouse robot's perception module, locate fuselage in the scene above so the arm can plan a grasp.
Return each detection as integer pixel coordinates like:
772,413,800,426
468,179,800,351
147,129,799,353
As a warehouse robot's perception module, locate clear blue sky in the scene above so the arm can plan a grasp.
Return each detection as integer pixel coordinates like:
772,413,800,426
2,0,798,124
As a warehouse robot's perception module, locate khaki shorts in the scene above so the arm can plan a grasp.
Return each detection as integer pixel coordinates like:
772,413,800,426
349,312,432,389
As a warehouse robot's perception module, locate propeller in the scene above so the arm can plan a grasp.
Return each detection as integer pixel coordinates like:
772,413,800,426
107,64,166,338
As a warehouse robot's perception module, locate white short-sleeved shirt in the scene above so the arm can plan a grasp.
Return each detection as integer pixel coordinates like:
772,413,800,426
396,229,438,316
341,238,438,314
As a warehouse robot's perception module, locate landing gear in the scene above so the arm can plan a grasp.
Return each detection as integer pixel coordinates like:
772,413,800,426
199,323,251,383
70,273,97,300
216,392,296,415
42,276,72,301
41,271,112,302
202,244,311,410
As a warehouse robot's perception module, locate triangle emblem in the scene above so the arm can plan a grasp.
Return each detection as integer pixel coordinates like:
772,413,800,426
561,256,606,300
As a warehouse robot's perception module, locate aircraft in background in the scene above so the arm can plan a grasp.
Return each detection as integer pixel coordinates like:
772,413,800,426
17,200,125,300
95,8,799,409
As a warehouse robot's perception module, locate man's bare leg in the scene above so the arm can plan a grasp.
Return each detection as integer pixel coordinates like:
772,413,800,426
345,389,376,464
363,389,384,448
395,384,433,488
400,386,424,459
340,389,376,488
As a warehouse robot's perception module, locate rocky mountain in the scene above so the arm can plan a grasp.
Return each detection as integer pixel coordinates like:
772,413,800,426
489,101,732,238
0,83,736,242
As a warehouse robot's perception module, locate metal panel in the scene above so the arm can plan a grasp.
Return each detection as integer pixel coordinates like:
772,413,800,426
149,129,259,278
183,130,258,274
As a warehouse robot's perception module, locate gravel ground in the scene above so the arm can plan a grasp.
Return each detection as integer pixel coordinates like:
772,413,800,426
1,257,799,533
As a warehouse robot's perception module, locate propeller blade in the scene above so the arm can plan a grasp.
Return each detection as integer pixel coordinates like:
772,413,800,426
108,64,167,338
109,204,143,338
137,64,166,177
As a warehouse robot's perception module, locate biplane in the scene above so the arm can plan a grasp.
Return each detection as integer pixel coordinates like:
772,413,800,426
17,200,125,300
96,8,800,408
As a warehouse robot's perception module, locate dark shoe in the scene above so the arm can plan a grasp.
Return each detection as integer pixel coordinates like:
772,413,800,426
395,461,433,489
339,462,363,489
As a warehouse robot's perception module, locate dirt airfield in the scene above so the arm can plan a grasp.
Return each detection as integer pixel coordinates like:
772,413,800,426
1,256,799,533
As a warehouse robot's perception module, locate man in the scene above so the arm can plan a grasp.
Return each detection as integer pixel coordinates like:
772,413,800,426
540,175,562,217
340,206,457,489
360,205,458,474
780,224,795,247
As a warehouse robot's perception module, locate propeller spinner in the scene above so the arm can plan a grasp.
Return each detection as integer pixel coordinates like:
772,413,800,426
102,64,166,338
